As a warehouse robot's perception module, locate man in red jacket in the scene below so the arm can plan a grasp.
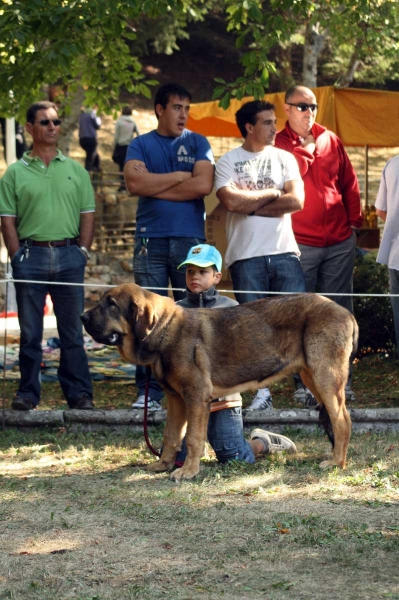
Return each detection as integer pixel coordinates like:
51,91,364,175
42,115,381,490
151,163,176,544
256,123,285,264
276,85,362,403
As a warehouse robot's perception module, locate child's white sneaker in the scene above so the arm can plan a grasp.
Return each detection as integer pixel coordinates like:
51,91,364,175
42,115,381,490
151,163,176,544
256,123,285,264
246,388,273,410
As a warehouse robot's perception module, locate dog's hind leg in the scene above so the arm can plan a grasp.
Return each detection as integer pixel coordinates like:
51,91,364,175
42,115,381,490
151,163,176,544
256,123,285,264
301,368,351,469
147,392,187,473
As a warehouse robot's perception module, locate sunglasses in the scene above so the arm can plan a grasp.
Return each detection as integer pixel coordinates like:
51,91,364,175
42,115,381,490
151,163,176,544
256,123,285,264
36,118,62,126
286,103,318,112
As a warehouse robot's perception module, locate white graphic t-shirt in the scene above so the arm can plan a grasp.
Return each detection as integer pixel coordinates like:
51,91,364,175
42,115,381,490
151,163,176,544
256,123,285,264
215,146,302,268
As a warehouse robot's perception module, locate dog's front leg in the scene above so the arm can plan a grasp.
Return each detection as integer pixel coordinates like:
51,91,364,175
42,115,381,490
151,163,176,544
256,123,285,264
170,399,210,482
146,392,187,473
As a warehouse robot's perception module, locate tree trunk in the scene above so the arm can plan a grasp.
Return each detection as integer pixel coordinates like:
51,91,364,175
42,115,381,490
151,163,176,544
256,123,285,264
335,44,362,88
276,44,295,90
302,21,328,88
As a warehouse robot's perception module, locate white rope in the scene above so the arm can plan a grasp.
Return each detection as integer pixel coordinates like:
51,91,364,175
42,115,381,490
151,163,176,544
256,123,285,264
0,278,398,297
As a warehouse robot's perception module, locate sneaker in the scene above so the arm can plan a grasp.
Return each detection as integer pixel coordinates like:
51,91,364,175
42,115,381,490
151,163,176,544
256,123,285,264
250,428,297,454
131,395,162,411
246,388,273,410
11,396,36,411
293,387,306,404
345,386,356,402
69,395,94,410
304,389,318,407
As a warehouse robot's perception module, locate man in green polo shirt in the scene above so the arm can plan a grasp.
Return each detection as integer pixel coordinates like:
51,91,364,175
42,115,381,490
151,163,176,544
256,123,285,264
0,101,95,410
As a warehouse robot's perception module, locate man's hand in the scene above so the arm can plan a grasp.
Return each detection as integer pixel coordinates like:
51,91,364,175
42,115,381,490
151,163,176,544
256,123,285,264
131,162,192,185
1,216,20,259
302,134,316,154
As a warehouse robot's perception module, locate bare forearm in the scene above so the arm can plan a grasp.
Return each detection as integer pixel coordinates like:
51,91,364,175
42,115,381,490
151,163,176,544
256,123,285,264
79,212,95,249
124,165,191,197
1,217,20,259
153,174,213,201
376,209,387,222
254,194,304,217
217,187,281,214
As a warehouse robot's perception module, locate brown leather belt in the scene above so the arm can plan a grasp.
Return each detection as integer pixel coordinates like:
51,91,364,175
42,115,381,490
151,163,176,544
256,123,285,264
20,238,79,248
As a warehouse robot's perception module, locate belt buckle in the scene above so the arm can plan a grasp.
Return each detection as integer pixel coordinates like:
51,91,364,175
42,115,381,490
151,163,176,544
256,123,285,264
48,241,54,248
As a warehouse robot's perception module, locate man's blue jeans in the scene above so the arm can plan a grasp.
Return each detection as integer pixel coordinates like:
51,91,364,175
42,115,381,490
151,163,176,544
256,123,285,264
230,252,306,392
175,407,255,465
389,268,399,359
229,252,306,303
11,244,93,407
133,236,205,400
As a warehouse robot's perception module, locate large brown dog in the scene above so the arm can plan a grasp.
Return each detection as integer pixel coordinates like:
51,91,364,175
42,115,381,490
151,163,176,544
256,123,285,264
81,283,358,481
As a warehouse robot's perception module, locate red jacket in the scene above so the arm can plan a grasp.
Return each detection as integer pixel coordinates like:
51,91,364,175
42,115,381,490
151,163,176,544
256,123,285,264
275,122,362,247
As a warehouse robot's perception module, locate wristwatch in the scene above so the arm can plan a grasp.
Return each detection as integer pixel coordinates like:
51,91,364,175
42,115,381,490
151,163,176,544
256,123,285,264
80,246,91,259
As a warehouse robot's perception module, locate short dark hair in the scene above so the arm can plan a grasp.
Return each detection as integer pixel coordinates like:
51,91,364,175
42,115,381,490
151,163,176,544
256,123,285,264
154,83,192,117
26,101,58,124
235,100,275,138
122,106,132,116
186,262,218,274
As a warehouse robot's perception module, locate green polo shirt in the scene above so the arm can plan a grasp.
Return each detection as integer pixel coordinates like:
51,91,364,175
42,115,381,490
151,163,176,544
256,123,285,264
0,150,95,240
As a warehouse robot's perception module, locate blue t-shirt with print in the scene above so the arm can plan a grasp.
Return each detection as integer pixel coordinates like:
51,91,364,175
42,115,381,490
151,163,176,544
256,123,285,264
125,129,214,238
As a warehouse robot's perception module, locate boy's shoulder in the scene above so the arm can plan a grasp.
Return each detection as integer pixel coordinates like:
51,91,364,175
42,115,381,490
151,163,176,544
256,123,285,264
215,294,238,308
176,288,238,309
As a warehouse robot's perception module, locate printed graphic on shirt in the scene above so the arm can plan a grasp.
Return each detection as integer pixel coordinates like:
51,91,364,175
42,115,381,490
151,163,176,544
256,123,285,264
233,157,285,191
177,144,195,165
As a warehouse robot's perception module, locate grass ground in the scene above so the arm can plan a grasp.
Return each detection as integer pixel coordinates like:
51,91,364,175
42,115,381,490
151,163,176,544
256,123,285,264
1,426,399,600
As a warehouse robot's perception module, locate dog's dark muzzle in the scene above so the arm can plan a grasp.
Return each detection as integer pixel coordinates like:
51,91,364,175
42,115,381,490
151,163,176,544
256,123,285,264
80,310,123,346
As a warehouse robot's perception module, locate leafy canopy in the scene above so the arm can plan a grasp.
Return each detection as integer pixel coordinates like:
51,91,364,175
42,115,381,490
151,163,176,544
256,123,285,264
0,0,207,117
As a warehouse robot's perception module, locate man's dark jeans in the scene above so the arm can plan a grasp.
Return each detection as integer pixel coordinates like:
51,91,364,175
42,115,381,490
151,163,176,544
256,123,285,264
11,244,93,407
133,235,205,401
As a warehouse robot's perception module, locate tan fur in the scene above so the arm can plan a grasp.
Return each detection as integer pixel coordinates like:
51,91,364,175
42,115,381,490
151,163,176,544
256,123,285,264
81,283,358,481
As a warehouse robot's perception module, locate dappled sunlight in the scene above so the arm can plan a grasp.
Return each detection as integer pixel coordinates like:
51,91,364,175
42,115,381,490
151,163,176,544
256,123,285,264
12,536,79,556
0,441,142,479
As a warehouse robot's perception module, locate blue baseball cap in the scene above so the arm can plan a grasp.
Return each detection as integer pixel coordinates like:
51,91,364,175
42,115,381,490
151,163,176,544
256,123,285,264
178,244,223,273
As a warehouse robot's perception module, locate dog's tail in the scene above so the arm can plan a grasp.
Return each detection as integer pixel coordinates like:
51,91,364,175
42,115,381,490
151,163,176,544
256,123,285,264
351,315,359,361
317,405,334,448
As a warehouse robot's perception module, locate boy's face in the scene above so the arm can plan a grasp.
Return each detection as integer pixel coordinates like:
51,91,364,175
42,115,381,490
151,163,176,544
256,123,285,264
185,264,222,293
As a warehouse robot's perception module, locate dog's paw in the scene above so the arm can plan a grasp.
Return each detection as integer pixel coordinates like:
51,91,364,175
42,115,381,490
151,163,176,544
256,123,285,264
169,466,200,482
146,459,173,473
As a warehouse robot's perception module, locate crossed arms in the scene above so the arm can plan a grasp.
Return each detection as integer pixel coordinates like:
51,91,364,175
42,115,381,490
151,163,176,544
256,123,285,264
124,159,214,201
216,179,304,218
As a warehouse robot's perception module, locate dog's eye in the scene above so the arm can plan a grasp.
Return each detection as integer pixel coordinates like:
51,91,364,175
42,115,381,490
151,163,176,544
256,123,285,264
108,297,119,310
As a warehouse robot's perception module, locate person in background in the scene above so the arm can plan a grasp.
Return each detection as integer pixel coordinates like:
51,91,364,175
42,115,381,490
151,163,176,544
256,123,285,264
112,106,140,191
0,101,95,411
79,106,101,172
215,100,305,411
124,83,214,411
275,85,362,404
375,155,399,358
0,118,27,160
174,243,297,466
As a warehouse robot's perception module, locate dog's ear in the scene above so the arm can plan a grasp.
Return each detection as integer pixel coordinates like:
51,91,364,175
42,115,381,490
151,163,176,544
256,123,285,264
132,297,158,341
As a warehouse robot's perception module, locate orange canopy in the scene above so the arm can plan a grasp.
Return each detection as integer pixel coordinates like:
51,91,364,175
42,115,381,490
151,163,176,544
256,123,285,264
187,86,399,147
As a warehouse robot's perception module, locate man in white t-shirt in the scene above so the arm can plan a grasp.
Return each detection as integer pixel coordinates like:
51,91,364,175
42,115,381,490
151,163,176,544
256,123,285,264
375,155,399,358
215,100,305,410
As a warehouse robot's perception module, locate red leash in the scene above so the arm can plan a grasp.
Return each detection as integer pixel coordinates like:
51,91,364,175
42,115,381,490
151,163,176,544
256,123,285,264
143,366,161,457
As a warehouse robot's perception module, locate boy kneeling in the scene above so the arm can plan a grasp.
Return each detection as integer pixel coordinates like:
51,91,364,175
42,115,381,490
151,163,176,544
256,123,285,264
174,244,297,466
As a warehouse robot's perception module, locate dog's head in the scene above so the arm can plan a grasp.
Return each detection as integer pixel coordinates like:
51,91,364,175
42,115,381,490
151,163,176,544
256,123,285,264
81,283,160,347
